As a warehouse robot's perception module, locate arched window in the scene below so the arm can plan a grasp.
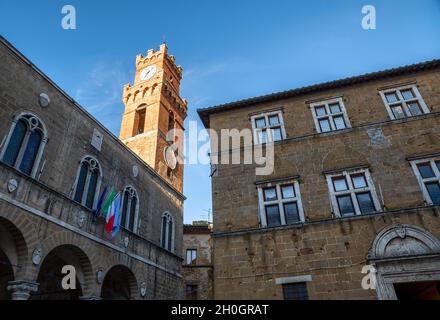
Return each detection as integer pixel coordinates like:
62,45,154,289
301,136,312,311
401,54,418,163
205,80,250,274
120,186,139,233
73,156,101,209
133,106,146,136
0,113,47,177
160,212,174,252
168,112,175,134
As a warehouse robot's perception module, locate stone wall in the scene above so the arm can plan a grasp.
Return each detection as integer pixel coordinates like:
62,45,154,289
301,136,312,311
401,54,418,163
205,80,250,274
205,65,440,299
0,37,184,299
213,208,440,299
182,226,213,300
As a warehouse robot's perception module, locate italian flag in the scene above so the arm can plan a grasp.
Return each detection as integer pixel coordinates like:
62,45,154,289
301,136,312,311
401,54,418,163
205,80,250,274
105,191,121,236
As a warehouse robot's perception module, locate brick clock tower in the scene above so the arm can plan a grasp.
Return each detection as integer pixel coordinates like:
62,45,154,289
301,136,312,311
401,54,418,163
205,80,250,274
119,44,187,192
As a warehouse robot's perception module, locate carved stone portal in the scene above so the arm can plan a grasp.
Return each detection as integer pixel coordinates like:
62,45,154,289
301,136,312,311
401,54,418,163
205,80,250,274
369,224,440,300
370,224,440,260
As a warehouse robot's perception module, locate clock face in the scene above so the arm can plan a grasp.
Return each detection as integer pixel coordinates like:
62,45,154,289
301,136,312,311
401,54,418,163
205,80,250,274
164,146,177,170
140,65,157,81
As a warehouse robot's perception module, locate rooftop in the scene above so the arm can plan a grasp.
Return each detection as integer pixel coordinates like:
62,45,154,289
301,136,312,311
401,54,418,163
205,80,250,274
183,223,213,234
197,59,440,128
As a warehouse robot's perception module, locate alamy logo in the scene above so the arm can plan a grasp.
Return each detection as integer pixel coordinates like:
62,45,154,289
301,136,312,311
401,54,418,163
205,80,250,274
361,5,376,30
361,264,377,290
61,265,77,290
61,5,77,30
166,121,275,176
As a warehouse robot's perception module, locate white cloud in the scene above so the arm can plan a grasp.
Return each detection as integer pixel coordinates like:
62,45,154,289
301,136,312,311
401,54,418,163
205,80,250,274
74,61,132,134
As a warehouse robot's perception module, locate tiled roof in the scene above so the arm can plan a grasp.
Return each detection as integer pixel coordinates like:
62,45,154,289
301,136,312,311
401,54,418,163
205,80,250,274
183,224,212,234
197,59,440,127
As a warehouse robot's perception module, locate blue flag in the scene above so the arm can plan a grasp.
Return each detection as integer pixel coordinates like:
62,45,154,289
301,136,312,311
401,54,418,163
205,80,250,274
93,186,107,218
111,192,122,237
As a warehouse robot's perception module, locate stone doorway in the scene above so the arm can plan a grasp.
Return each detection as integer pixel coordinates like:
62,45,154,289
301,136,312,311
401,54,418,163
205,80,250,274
394,280,440,300
368,224,440,300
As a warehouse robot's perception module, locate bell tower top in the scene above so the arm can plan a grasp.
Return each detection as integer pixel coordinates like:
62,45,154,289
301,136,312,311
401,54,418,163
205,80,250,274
119,44,186,193
129,43,183,92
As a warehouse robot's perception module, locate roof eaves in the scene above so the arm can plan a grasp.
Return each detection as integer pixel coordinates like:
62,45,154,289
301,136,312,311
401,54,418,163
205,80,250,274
197,59,440,128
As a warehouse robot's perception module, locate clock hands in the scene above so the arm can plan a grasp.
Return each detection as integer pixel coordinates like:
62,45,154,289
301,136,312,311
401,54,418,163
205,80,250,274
141,66,157,81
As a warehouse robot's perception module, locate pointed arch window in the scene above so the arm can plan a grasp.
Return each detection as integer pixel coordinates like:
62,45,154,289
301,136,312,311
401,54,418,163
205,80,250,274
120,186,139,233
1,113,47,178
73,156,102,209
133,106,146,136
161,212,174,252
168,112,175,134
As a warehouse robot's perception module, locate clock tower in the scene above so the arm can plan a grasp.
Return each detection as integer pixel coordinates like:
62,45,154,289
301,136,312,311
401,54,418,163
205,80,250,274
119,44,186,193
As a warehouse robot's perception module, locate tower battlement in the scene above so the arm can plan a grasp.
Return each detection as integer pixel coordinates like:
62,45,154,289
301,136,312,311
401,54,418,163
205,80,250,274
119,44,186,192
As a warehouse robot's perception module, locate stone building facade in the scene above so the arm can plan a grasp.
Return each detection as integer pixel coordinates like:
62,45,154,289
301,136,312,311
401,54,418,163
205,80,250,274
198,59,440,300
182,222,213,300
0,36,186,300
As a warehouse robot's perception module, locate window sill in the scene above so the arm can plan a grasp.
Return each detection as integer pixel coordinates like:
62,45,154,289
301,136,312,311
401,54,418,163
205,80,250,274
335,210,380,219
263,221,304,229
213,205,440,238
282,111,440,146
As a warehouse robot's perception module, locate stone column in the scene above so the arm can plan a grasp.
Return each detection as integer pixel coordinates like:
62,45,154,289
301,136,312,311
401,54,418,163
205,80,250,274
7,280,39,300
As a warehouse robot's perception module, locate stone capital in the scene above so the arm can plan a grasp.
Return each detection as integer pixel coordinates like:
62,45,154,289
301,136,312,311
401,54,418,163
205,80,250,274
7,280,39,300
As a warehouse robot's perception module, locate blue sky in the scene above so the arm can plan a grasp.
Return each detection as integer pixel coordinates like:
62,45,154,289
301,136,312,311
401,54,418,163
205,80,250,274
1,0,439,223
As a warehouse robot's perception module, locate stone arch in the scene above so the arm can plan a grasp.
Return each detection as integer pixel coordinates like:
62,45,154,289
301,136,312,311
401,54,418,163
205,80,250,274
151,83,158,95
32,242,94,300
142,87,149,97
10,110,48,138
160,211,175,253
101,264,139,300
0,110,49,178
0,216,30,299
370,224,440,260
120,185,140,233
131,263,149,299
320,144,367,172
133,90,140,102
72,155,103,209
32,231,99,297
0,211,38,280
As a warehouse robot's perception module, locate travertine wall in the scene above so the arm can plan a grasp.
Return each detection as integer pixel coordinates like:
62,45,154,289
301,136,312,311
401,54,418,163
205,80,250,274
213,208,440,299
182,227,213,300
206,66,440,299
